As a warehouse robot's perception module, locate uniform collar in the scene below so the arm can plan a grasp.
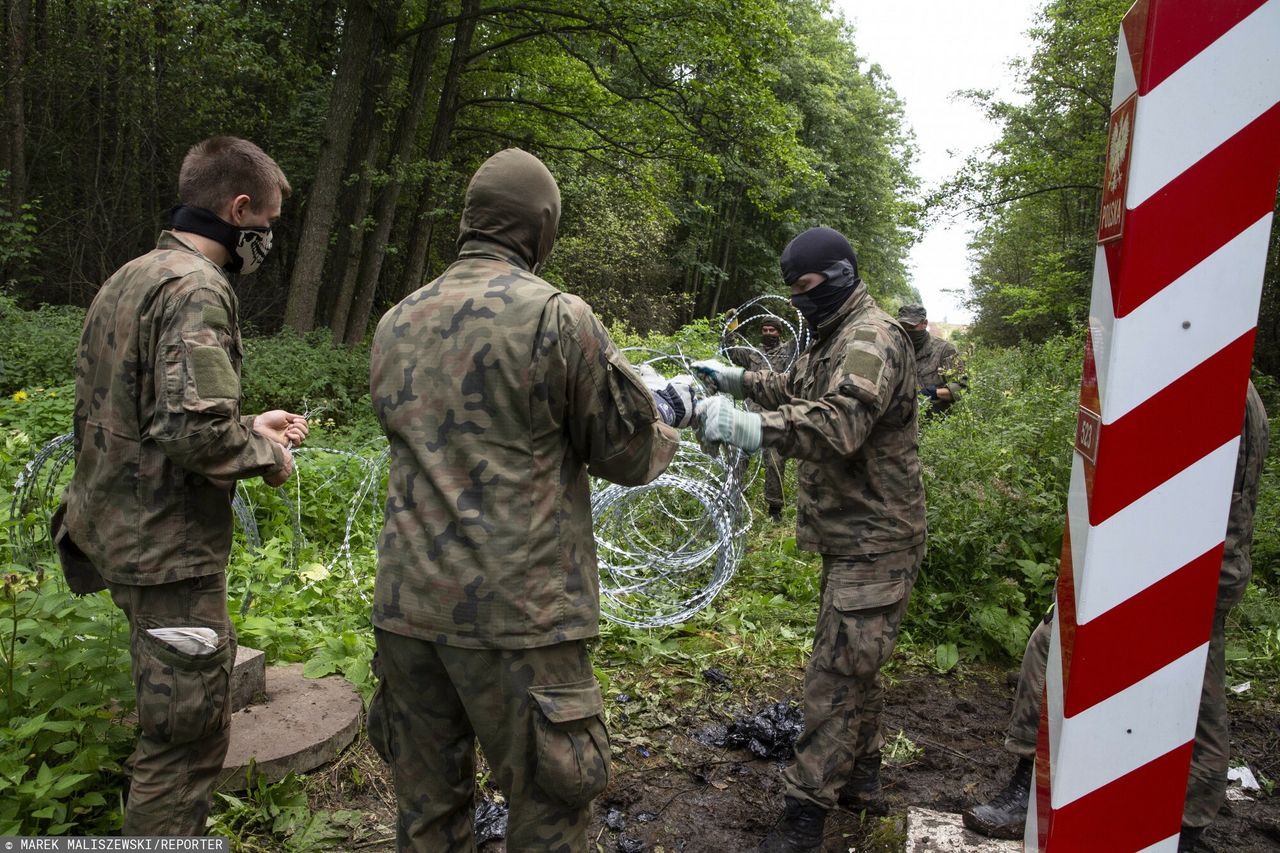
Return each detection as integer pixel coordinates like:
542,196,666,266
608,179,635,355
456,238,532,271
157,230,231,283
813,283,872,340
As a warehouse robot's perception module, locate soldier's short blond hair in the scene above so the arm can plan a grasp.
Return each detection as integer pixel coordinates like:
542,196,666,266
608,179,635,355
179,136,291,213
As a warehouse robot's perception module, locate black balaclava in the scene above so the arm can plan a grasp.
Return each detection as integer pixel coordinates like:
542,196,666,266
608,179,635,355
457,148,561,272
760,325,781,348
780,227,861,328
170,205,273,274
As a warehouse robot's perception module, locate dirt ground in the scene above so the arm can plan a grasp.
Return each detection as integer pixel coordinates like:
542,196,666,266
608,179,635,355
317,663,1280,852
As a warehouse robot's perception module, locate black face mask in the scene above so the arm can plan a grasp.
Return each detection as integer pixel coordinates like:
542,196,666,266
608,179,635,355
170,205,273,274
761,332,781,347
907,328,930,351
790,260,859,328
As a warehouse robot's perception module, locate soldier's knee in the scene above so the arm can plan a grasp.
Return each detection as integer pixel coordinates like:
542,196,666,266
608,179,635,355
529,679,611,807
132,626,232,745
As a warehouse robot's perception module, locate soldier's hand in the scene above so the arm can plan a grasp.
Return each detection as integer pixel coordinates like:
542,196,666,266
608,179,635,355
654,377,696,429
263,448,294,487
254,410,310,448
694,396,762,453
919,384,938,401
691,359,745,398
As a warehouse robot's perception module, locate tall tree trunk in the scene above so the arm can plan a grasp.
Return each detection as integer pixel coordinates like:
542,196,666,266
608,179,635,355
396,0,479,303
327,9,397,340
282,0,381,332
340,0,445,344
5,0,27,210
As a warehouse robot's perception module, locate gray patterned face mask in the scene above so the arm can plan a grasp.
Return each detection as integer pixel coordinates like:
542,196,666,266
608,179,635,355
170,205,273,274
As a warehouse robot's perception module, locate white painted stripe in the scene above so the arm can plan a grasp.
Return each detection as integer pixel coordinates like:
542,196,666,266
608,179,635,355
1136,835,1180,853
1111,25,1138,109
1100,214,1272,423
1088,243,1115,410
1126,0,1280,209
1075,440,1238,624
1051,643,1207,808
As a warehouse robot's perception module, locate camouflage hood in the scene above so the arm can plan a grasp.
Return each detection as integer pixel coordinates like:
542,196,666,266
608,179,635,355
457,148,561,270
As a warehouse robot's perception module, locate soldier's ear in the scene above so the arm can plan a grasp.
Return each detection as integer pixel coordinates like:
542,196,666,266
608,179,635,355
225,194,252,225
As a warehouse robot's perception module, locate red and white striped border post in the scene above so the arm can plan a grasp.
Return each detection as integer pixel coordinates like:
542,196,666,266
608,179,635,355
1028,1,1280,850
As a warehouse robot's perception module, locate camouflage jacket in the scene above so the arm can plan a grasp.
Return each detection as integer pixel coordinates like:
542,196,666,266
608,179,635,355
914,333,967,415
63,231,286,585
1221,381,1269,603
744,286,925,556
370,239,678,649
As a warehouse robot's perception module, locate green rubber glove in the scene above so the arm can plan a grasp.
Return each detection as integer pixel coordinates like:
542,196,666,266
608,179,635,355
694,395,762,453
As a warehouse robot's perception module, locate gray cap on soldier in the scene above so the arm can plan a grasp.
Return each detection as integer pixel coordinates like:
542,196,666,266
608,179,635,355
898,304,927,325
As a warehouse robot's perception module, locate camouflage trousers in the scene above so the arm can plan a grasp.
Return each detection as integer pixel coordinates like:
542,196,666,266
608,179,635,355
107,574,235,836
368,629,610,853
1006,586,1243,828
763,448,786,514
784,544,924,809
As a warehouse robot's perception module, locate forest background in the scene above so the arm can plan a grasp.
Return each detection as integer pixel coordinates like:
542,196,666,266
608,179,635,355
0,0,1278,843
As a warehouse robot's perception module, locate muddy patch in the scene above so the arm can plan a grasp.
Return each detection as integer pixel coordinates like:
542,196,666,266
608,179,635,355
314,664,1279,852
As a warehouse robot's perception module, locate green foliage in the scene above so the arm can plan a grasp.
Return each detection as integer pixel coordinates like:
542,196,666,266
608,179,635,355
208,771,363,852
0,384,77,448
239,330,372,426
0,293,83,394
910,336,1082,659
940,0,1129,344
0,571,133,835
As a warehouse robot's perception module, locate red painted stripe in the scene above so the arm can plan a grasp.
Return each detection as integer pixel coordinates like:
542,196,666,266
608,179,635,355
1121,0,1150,92
1056,523,1078,688
1036,692,1052,850
1109,102,1280,317
1088,333,1255,525
1138,0,1270,95
1042,743,1194,850
1062,545,1221,717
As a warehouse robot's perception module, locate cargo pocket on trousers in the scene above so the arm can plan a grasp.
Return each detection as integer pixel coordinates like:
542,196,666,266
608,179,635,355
529,679,611,807
366,653,393,764
133,626,232,745
826,579,907,679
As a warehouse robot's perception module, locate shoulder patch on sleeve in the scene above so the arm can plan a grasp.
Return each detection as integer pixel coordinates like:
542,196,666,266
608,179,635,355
854,328,878,342
191,346,239,400
202,304,230,330
843,347,884,385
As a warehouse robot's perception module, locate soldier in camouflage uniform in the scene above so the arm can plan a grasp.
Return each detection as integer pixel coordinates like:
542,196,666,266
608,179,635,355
725,320,796,520
56,137,306,835
964,382,1268,851
897,304,966,416
367,148,687,853
694,227,925,853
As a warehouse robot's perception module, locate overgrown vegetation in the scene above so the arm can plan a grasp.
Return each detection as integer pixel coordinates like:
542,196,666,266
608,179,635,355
1,302,1274,839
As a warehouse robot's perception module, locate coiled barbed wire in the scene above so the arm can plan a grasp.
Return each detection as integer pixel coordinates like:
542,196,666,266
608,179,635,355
719,294,809,372
12,328,786,628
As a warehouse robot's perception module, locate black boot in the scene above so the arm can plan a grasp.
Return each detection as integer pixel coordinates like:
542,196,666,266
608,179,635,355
754,796,827,853
836,753,882,808
962,757,1034,840
1177,825,1206,852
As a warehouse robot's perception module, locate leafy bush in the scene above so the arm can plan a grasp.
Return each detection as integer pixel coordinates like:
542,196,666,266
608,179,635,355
240,330,372,426
0,294,83,394
910,336,1083,660
0,571,133,835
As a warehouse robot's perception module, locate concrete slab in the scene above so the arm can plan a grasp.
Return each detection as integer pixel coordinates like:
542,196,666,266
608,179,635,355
906,807,1022,853
218,663,362,791
230,646,266,712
